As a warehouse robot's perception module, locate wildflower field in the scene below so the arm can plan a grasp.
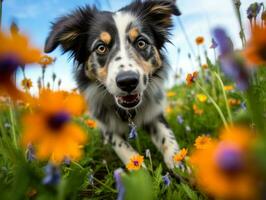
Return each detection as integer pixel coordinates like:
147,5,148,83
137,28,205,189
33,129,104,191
1,1,266,200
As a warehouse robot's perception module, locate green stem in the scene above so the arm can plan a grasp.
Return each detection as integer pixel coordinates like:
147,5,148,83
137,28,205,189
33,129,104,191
210,72,217,101
214,72,233,124
8,101,17,148
135,134,141,153
196,82,229,129
72,161,117,193
93,177,117,193
232,0,246,47
72,160,83,170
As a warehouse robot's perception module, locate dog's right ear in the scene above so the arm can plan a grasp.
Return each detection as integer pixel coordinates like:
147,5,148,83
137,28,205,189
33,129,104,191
44,6,95,55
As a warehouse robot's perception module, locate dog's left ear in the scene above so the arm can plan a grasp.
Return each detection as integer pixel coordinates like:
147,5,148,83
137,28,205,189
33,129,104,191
44,6,95,62
128,0,181,48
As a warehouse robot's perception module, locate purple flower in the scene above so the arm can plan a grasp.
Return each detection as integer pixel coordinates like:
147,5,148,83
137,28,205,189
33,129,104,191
247,3,263,20
42,164,60,185
241,102,247,110
213,28,250,90
162,173,171,187
88,174,94,185
210,38,218,49
63,157,71,166
26,144,36,162
128,126,137,140
114,168,125,200
220,56,249,90
212,28,234,56
177,115,184,125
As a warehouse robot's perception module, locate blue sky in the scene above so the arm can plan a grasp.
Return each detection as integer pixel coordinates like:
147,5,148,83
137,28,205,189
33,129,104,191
2,0,253,92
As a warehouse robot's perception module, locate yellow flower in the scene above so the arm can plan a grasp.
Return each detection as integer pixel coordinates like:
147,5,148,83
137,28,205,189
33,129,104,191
126,154,144,171
186,72,198,86
193,104,204,115
224,85,234,91
194,135,212,150
201,64,208,70
244,24,266,66
190,126,257,200
86,119,97,129
195,36,204,45
21,78,33,90
196,94,207,103
166,91,176,98
38,55,54,66
173,148,188,163
21,90,87,164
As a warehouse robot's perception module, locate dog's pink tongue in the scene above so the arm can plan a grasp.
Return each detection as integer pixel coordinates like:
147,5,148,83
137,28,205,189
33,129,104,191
121,94,138,101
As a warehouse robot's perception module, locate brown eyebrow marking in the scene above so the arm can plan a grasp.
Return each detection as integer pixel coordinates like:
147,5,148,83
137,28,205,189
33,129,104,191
100,32,112,44
98,67,108,80
128,27,139,42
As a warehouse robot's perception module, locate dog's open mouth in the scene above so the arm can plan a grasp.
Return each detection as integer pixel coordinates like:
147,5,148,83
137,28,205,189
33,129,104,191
115,93,141,109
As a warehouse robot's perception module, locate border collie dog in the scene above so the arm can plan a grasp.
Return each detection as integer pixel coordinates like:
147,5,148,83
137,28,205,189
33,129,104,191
45,0,182,169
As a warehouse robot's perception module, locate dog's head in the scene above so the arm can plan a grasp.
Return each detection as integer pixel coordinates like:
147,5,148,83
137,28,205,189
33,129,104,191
45,0,180,110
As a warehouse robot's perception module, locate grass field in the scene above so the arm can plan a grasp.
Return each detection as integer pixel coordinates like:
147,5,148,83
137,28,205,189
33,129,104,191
1,1,266,200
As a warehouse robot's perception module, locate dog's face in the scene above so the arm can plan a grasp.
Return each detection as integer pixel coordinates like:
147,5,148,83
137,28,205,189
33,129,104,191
45,0,180,110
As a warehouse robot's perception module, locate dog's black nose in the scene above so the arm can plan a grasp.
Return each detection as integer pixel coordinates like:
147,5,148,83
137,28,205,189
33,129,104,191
116,71,139,93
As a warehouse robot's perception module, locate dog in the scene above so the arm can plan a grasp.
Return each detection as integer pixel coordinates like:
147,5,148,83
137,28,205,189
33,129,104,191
44,0,182,169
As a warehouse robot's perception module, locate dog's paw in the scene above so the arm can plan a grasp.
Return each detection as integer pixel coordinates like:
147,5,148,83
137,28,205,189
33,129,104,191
164,150,191,173
163,151,180,170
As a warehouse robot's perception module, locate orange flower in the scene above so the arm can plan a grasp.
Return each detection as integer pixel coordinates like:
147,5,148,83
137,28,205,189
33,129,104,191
262,11,266,23
186,71,198,86
38,55,54,66
86,119,97,129
165,106,173,114
21,90,87,164
194,135,212,150
126,154,144,171
228,98,241,107
190,126,257,200
0,32,41,64
244,24,266,66
195,36,204,45
193,104,204,115
173,148,188,163
0,31,41,98
21,78,33,90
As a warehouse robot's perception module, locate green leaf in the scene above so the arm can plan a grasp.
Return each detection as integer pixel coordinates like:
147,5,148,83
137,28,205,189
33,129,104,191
122,169,153,200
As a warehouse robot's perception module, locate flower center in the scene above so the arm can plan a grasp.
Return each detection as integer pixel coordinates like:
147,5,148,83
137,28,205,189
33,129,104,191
133,160,139,166
47,112,70,131
216,145,244,175
0,54,20,79
258,46,266,61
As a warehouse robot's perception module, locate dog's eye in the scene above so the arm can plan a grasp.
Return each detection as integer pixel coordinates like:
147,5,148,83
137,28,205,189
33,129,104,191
137,39,147,50
96,44,108,55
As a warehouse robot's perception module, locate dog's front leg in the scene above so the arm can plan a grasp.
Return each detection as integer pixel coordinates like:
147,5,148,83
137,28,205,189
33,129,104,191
102,131,139,165
146,114,181,169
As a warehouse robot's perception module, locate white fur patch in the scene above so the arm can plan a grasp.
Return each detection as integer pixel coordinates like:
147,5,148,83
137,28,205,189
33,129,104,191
106,12,146,97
